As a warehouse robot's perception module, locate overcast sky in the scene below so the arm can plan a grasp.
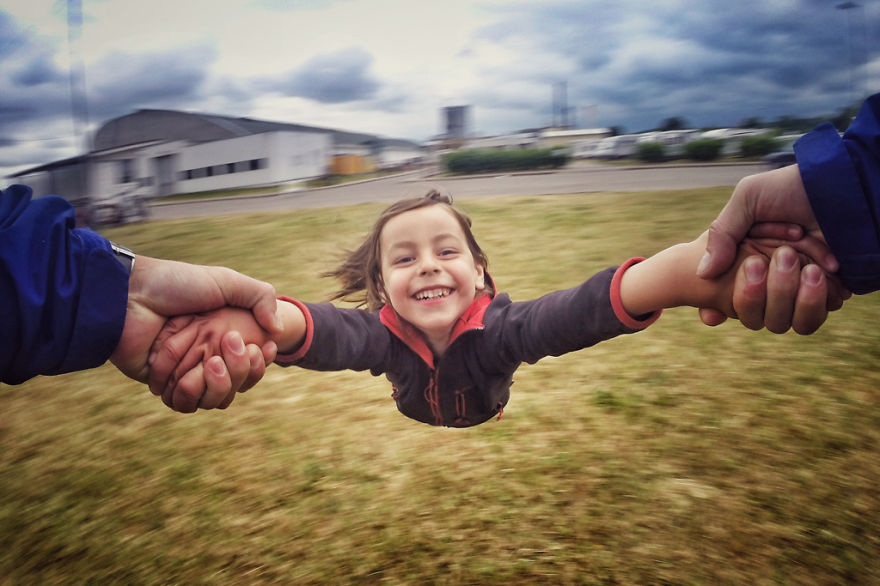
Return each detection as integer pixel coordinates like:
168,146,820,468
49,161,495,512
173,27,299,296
2,0,878,178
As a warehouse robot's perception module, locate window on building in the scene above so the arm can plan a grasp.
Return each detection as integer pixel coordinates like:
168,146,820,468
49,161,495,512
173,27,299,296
249,158,266,171
118,159,135,183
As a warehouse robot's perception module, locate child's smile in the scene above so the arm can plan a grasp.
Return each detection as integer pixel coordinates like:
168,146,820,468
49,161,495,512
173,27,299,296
414,287,452,301
379,206,486,354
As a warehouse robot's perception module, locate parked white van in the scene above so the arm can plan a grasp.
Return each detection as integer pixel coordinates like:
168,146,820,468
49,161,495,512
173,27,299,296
591,134,640,159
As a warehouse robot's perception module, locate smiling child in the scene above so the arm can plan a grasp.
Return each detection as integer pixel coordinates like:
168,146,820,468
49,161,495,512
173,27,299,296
149,190,828,427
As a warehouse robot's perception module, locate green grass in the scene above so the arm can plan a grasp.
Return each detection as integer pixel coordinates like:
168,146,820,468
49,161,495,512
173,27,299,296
3,188,879,584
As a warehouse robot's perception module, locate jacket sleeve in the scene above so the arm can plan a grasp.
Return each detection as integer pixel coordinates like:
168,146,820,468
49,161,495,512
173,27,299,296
0,185,130,384
483,264,660,368
274,298,392,374
794,93,880,294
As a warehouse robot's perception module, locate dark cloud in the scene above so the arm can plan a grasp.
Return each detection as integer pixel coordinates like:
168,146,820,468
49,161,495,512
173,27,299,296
0,22,219,174
472,0,879,131
87,46,217,119
271,47,380,103
3,0,879,176
0,10,70,133
12,53,66,86
0,10,28,60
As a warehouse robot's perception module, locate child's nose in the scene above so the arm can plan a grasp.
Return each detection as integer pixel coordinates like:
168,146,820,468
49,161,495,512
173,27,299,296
418,255,440,274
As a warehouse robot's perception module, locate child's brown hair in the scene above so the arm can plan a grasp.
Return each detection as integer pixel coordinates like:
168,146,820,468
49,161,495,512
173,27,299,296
325,190,489,311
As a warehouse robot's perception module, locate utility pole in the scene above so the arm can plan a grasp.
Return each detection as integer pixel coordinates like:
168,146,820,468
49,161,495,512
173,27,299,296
836,1,860,106
67,0,91,203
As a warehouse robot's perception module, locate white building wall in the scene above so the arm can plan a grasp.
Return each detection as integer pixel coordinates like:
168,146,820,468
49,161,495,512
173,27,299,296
13,164,87,202
273,131,332,180
332,142,371,157
376,146,425,168
176,131,331,193
465,133,538,150
89,140,191,201
12,172,53,198
538,128,611,148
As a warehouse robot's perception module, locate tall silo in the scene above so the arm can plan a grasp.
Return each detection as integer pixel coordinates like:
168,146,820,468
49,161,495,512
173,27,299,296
443,106,470,139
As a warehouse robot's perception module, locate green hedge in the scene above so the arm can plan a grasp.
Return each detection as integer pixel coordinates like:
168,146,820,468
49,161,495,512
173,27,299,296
684,138,724,161
739,136,782,158
443,148,569,174
635,142,666,163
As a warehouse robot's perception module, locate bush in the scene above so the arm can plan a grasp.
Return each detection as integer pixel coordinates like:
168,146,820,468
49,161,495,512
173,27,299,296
443,148,569,174
684,138,724,161
739,136,782,158
636,142,666,163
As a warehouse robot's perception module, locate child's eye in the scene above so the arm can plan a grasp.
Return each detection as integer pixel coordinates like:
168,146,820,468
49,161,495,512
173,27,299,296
439,249,457,257
393,256,414,265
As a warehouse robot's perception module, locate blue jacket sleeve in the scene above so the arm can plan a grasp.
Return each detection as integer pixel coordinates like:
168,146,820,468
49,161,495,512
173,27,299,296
1,184,130,384
794,93,880,294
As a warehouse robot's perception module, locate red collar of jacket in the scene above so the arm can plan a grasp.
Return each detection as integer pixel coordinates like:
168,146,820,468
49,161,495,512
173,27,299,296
379,274,497,369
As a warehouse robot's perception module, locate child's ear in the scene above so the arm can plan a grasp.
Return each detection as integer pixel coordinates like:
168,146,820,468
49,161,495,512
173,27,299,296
475,264,486,291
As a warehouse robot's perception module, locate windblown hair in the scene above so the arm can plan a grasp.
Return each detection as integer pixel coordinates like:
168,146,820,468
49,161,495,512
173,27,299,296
324,190,489,311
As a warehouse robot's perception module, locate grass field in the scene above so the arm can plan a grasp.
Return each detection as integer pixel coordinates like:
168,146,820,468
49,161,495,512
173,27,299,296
2,188,878,584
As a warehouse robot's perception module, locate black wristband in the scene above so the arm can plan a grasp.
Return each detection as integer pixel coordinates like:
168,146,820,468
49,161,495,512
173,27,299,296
109,242,136,274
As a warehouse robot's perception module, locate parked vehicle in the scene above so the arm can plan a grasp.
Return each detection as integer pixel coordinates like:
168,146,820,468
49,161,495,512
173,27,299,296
571,140,601,159
699,128,770,157
635,130,701,158
88,191,149,226
591,134,640,159
761,134,803,169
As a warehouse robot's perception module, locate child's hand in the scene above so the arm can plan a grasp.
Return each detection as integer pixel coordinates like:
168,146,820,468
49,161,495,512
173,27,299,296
619,230,848,335
696,232,849,333
698,221,850,334
148,308,275,412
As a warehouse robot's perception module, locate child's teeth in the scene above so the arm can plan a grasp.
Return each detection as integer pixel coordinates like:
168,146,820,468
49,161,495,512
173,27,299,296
417,288,449,300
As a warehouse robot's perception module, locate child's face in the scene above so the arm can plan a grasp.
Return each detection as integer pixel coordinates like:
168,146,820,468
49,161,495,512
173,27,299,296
379,205,486,352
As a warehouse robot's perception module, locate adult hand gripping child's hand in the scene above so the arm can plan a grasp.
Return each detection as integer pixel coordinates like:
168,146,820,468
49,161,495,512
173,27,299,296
109,256,279,413
695,166,849,333
147,307,275,413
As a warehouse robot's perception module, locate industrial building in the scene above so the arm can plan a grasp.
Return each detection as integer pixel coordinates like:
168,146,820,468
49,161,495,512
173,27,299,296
10,109,426,206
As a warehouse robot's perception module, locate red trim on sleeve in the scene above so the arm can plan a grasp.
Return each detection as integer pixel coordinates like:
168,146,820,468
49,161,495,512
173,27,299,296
274,296,314,364
610,257,662,330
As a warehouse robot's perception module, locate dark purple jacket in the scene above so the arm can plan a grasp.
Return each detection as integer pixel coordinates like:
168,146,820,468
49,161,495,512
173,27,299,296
277,259,659,427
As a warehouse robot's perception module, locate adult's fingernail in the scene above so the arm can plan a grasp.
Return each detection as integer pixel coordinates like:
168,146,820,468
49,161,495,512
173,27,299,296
697,252,711,276
824,254,839,273
804,264,822,286
208,356,226,377
776,248,797,271
746,258,766,283
230,333,245,355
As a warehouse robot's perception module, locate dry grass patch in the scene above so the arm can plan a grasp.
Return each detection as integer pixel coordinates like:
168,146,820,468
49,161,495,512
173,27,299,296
2,189,878,584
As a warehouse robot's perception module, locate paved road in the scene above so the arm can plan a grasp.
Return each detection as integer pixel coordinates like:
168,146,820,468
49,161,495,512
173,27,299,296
150,161,768,220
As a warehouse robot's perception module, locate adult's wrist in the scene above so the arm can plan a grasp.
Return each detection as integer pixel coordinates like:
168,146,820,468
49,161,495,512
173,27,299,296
109,242,136,274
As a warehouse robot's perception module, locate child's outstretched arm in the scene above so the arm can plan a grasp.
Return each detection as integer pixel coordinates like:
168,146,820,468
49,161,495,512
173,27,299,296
619,232,845,334
148,300,308,412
